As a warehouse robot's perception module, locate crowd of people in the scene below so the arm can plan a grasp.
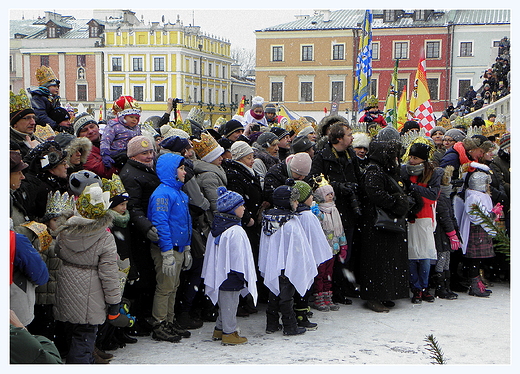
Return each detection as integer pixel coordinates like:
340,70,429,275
9,65,510,364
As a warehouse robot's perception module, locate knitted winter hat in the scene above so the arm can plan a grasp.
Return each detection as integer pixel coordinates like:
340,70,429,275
230,141,253,161
430,126,446,136
54,132,75,150
408,142,431,161
216,186,244,214
313,185,335,203
270,127,290,140
50,107,71,124
290,136,315,154
76,184,111,220
69,170,102,197
286,152,312,177
264,104,276,114
256,132,278,148
127,136,154,158
73,112,98,136
402,120,420,134
160,136,191,153
217,137,234,152
352,132,371,149
272,179,299,209
113,96,141,118
160,124,190,140
223,120,244,138
251,96,264,109
293,180,312,203
499,132,511,150
375,126,400,142
444,128,466,142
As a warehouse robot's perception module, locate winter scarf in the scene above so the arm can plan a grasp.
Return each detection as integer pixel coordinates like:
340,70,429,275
211,212,242,245
262,208,295,236
111,210,130,228
250,110,264,121
318,202,344,237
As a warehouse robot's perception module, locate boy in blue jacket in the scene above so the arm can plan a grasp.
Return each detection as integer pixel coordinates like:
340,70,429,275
148,153,192,342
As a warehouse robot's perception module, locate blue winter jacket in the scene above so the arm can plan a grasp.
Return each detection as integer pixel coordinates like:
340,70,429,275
13,232,49,286
148,153,192,253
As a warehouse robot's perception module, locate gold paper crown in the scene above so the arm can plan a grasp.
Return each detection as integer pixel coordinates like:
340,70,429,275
9,89,32,114
35,65,58,86
288,117,313,136
486,108,496,118
482,122,507,138
34,124,56,141
402,135,435,163
76,184,110,220
366,95,379,108
180,119,193,135
436,117,452,130
186,107,205,126
213,116,227,129
43,190,75,222
20,221,53,252
312,174,331,189
192,132,219,160
102,174,127,200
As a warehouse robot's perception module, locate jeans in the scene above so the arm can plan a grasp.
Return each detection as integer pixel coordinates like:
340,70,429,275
409,259,431,290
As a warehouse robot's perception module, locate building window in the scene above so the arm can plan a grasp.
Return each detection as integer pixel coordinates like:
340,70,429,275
133,58,143,71
384,10,396,22
460,42,473,57
272,46,283,62
372,42,380,60
426,41,441,59
89,25,99,38
10,55,13,73
208,88,213,103
40,56,49,67
154,86,164,102
77,55,86,67
331,81,343,102
209,63,212,77
112,57,122,71
458,79,471,99
153,57,164,71
134,86,144,101
394,42,409,60
194,60,198,74
301,82,313,101
47,26,57,38
113,86,122,101
194,87,198,103
332,44,345,60
77,84,87,101
222,90,226,104
493,40,500,47
427,78,439,100
369,78,378,97
222,66,226,78
302,46,313,61
271,82,283,102
397,78,408,96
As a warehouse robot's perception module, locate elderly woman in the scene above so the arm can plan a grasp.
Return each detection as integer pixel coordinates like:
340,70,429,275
251,132,280,188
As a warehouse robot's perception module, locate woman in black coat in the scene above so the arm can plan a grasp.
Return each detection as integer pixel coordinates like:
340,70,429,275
357,139,412,313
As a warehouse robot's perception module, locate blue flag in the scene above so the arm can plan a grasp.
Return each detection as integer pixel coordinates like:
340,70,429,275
353,10,373,115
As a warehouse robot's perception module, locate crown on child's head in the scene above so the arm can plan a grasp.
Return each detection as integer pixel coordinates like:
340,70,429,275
313,174,331,189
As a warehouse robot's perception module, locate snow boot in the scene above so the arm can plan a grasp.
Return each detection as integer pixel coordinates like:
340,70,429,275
151,321,182,342
177,311,203,330
365,300,389,313
468,276,491,297
295,307,317,330
421,288,435,302
411,288,422,304
221,331,247,345
265,324,282,334
444,270,458,299
433,272,456,300
212,328,223,341
167,320,191,338
311,292,330,312
324,291,340,311
282,325,306,336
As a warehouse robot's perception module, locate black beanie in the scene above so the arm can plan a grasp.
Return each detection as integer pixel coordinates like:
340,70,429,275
409,142,431,161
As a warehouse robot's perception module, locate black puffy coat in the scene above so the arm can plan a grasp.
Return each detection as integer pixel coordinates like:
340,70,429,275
29,88,61,130
263,161,290,206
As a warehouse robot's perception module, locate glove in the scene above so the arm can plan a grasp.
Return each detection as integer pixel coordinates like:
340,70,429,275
338,245,348,263
146,226,159,242
446,230,461,251
102,154,115,168
338,182,358,196
161,249,176,277
107,303,132,327
182,247,193,271
470,161,490,172
492,203,503,220
310,202,320,216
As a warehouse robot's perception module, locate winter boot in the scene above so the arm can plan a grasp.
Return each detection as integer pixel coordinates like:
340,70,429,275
212,328,223,341
468,276,491,297
294,307,317,330
444,270,458,299
365,300,389,313
282,325,306,336
433,272,456,300
411,288,422,304
93,349,111,364
265,324,282,334
221,331,247,345
94,346,113,361
324,291,340,311
311,292,330,312
479,269,494,287
177,311,203,330
421,288,435,302
167,320,191,338
151,321,182,342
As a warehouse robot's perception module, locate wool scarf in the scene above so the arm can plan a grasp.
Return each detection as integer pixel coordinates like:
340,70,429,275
318,202,344,237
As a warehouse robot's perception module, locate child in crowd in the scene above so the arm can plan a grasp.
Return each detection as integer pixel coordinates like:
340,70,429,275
100,96,142,169
432,166,460,299
454,169,502,297
259,180,317,336
147,153,192,342
201,187,257,345
54,184,130,364
311,175,348,311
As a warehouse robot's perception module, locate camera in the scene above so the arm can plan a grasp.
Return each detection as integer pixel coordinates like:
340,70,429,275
172,98,184,104
350,193,362,216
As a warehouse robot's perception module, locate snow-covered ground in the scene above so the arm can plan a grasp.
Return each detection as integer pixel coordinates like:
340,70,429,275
108,282,511,367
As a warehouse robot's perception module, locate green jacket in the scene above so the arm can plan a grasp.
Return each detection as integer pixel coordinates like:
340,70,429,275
10,325,62,364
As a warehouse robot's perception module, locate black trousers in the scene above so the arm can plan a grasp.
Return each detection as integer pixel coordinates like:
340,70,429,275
266,273,297,330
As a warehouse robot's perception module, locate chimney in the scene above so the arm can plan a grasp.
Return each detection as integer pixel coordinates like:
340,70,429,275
322,10,331,22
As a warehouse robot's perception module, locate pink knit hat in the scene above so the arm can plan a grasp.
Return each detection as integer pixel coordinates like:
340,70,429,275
286,152,312,177
127,136,154,158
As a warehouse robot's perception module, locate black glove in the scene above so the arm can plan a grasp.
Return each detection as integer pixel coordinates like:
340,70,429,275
338,182,358,196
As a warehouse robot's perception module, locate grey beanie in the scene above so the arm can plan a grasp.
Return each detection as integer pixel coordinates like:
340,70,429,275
230,141,253,161
430,126,446,135
445,128,466,142
257,132,278,148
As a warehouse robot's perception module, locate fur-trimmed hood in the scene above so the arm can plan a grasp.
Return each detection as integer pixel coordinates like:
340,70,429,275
55,209,113,252
65,137,92,166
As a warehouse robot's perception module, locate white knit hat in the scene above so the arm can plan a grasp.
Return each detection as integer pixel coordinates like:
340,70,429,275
230,141,253,161
352,132,371,150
